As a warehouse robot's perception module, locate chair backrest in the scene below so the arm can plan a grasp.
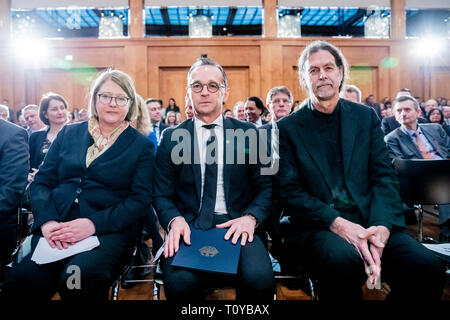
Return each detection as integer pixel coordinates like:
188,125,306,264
393,159,450,206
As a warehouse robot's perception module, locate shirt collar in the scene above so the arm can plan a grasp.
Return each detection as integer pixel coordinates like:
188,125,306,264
401,122,421,137
194,114,223,130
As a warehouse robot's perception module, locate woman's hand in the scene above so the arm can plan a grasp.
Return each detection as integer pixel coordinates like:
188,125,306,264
41,220,70,250
49,218,96,244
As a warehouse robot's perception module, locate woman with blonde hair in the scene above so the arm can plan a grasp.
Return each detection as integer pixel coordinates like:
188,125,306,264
165,110,177,127
3,69,155,300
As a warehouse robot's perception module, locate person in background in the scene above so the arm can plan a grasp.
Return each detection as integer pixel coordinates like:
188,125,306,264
185,95,194,119
1,68,154,300
340,84,362,104
0,104,9,121
233,101,246,121
427,107,450,136
162,98,180,121
78,109,89,122
28,93,68,183
23,104,46,135
165,110,177,127
244,96,267,127
175,111,182,125
223,108,233,118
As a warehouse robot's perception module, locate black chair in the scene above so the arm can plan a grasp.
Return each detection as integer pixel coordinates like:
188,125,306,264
393,159,450,242
0,204,23,283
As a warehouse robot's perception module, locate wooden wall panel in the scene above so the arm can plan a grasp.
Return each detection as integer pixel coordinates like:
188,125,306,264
349,66,378,102
2,38,449,115
159,67,189,118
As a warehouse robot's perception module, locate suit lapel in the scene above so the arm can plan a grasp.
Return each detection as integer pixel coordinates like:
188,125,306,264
187,119,202,203
398,129,423,159
296,104,333,193
340,100,358,174
222,117,232,205
79,123,94,170
420,125,442,156
88,126,136,169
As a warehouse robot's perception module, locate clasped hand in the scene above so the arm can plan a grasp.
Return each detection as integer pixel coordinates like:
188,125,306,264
41,218,96,250
330,217,390,285
164,216,257,258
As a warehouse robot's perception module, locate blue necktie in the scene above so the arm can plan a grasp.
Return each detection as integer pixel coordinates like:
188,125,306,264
195,124,218,230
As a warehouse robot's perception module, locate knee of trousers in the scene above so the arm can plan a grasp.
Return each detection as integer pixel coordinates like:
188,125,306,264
58,267,111,296
163,270,201,299
313,250,366,285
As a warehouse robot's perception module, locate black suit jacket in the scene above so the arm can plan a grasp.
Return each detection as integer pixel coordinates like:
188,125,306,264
29,128,50,170
30,121,154,236
153,117,272,231
0,120,29,257
384,123,450,160
381,115,428,136
276,99,405,244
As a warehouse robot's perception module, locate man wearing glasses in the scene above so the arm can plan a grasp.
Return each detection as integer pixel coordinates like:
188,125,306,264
153,57,274,300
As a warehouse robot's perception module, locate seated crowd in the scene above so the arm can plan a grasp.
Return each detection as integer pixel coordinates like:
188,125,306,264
0,40,448,301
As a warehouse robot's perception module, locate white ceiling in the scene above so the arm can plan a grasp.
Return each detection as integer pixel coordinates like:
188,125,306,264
11,0,450,9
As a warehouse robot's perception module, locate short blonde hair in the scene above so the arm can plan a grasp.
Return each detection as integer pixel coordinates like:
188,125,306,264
88,69,137,122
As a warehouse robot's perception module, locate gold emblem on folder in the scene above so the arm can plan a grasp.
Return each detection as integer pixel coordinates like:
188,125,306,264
199,246,219,257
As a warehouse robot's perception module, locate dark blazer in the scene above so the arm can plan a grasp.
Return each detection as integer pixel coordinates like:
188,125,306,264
0,120,29,258
153,117,272,231
381,115,428,136
29,128,50,170
30,121,154,236
384,123,450,160
276,99,406,244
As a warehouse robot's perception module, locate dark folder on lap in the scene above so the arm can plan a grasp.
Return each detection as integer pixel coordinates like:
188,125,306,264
171,226,241,274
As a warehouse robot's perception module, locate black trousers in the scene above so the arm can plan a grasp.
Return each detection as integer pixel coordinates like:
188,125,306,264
161,214,275,301
293,229,446,301
1,232,134,300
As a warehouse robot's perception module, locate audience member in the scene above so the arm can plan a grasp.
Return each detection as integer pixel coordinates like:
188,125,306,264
423,99,439,116
78,108,89,122
276,40,445,301
427,107,450,136
223,108,233,118
0,104,9,121
146,98,167,145
185,95,194,119
0,120,29,261
175,111,182,124
443,105,450,125
381,90,428,135
1,99,15,123
341,84,361,103
153,57,274,300
165,110,177,127
162,98,180,121
364,94,382,118
1,69,154,300
244,96,267,127
233,101,246,121
385,95,450,242
28,93,68,184
23,104,46,135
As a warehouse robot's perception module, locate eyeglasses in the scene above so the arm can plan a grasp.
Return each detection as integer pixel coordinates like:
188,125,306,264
97,93,130,107
189,81,225,93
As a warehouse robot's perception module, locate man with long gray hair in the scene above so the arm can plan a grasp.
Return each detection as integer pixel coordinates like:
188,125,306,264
276,40,445,300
